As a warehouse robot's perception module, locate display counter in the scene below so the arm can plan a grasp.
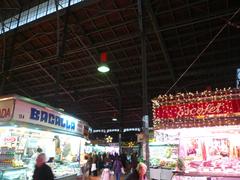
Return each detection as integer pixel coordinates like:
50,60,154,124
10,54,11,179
151,126,240,179
50,162,81,178
150,167,173,180
150,167,161,180
0,167,27,180
0,95,90,180
149,135,178,179
173,171,240,180
55,174,77,180
152,88,240,180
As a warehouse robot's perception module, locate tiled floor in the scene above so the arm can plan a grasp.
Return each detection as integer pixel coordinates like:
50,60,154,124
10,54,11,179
83,175,125,180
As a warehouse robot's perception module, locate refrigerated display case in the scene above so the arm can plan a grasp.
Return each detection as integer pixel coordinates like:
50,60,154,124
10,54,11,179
152,88,240,180
0,95,90,180
0,167,27,180
155,126,240,177
149,133,179,179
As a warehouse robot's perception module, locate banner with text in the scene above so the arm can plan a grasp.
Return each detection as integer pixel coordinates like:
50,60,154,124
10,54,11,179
0,99,14,122
13,99,84,135
154,99,240,120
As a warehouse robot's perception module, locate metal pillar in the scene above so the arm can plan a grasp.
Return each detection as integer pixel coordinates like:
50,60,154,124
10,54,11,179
118,86,123,154
138,0,150,177
54,0,61,103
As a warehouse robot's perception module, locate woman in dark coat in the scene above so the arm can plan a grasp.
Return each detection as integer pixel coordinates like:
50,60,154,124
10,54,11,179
33,153,54,180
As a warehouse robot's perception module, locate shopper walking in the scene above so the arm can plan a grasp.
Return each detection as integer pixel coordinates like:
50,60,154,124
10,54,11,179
112,156,123,180
91,156,98,176
33,153,54,180
101,168,111,180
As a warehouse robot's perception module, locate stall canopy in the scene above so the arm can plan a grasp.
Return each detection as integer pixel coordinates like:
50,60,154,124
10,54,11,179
152,88,240,129
0,94,90,137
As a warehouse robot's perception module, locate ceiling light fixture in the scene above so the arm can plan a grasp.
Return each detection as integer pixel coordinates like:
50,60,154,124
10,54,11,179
98,52,110,73
112,118,117,121
98,64,110,73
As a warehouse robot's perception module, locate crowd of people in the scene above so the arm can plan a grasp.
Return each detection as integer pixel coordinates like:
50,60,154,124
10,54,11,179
32,151,147,180
82,151,147,180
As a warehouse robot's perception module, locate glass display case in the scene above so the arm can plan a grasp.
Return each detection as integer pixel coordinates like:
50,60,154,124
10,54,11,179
0,127,86,180
179,126,240,176
25,162,81,179
153,126,240,179
149,131,179,180
0,167,27,180
150,130,179,168
51,162,81,178
150,143,178,169
0,95,89,180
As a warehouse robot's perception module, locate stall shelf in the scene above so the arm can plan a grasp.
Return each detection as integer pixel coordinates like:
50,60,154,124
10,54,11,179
0,95,90,180
152,88,240,180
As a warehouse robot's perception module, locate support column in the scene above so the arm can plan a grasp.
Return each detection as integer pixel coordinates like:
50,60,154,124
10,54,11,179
118,88,123,154
138,0,150,178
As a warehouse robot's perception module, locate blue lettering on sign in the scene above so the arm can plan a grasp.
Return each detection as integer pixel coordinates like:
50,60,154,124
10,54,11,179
66,120,71,129
71,122,75,130
55,116,61,126
61,118,65,128
40,111,48,122
29,108,76,131
48,113,55,124
30,108,40,120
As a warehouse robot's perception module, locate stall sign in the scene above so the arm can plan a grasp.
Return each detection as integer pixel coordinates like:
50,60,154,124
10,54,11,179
109,143,119,147
4,137,16,143
137,133,145,142
13,99,85,135
154,99,240,119
0,99,14,121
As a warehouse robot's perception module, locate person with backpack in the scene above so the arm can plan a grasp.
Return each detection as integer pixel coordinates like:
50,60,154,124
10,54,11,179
112,156,123,180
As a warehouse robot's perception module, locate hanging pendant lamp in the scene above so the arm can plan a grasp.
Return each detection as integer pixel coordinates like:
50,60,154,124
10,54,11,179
98,52,110,73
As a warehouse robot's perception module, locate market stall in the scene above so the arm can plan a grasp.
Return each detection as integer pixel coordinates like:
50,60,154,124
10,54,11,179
149,131,178,180
0,95,90,180
152,88,240,180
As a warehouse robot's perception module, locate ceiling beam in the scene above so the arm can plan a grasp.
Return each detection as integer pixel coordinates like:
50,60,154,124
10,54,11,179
13,44,240,87
26,63,237,99
145,0,176,82
9,6,236,61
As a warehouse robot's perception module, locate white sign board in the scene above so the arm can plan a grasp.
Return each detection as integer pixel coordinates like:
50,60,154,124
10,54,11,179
0,99,14,122
13,99,84,135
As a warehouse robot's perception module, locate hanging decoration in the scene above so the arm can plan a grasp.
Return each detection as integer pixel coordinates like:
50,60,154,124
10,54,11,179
128,141,134,148
105,136,113,143
152,88,240,129
121,141,137,147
